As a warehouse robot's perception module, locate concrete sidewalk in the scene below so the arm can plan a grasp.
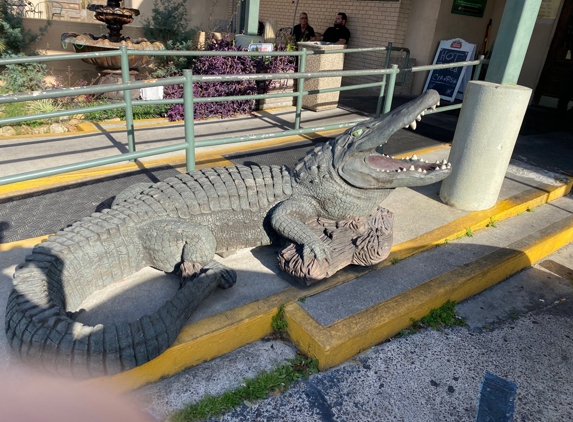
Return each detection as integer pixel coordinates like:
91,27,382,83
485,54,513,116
1,98,573,421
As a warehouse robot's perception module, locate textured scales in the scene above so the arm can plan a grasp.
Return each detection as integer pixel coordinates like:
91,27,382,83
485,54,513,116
5,90,452,376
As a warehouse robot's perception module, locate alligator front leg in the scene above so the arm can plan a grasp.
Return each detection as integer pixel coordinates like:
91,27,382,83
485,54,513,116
270,198,331,263
139,220,237,288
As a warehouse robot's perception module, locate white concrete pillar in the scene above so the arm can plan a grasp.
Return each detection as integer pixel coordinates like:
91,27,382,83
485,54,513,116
439,81,532,211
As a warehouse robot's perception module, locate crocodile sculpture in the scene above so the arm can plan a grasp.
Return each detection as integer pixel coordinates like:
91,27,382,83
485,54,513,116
5,89,451,377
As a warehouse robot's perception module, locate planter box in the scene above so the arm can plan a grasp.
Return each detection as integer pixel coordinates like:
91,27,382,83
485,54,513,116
297,42,346,112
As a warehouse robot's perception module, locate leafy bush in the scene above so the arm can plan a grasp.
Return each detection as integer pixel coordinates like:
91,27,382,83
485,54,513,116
164,37,296,121
142,0,198,78
1,62,47,93
143,0,196,45
0,2,48,57
83,99,170,122
0,2,50,93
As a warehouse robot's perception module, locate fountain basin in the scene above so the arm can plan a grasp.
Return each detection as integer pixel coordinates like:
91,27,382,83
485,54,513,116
61,33,165,70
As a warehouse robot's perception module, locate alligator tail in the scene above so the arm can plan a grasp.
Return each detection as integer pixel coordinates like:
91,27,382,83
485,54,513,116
4,206,221,377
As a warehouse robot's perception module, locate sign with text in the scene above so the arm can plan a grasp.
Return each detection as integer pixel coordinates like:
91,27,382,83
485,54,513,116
537,0,560,19
451,0,487,18
423,39,476,102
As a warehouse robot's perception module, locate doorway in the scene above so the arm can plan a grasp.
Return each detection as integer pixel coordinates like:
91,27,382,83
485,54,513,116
533,0,573,110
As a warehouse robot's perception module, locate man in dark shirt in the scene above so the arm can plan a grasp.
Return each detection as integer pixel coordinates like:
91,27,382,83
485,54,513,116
292,12,316,42
312,13,350,45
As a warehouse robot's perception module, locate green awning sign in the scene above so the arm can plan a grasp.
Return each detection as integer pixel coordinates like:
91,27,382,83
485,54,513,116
451,0,487,18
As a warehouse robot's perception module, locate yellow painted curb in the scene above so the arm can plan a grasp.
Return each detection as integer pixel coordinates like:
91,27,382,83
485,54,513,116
0,236,50,252
76,122,98,132
286,214,573,370
81,178,572,391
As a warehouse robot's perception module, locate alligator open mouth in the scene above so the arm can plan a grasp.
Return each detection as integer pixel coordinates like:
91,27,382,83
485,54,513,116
333,89,452,189
366,154,451,174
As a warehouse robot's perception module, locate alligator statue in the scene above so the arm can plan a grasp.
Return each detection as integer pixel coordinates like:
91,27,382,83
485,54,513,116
5,89,451,377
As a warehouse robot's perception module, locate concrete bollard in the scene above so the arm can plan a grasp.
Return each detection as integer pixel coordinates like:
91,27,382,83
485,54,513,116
439,81,532,211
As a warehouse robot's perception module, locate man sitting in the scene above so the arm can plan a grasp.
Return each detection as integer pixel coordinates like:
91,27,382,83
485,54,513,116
312,12,350,45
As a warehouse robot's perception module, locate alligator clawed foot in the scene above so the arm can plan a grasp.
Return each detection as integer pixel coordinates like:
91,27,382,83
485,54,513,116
302,240,332,265
211,262,237,289
180,261,203,279
180,261,237,290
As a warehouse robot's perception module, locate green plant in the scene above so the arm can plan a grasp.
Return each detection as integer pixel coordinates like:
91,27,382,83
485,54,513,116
398,300,466,336
171,353,318,422
82,99,169,122
298,296,307,303
486,217,497,228
1,62,47,94
0,101,43,127
143,0,197,45
390,257,401,265
271,304,288,333
0,2,49,58
26,99,64,115
465,227,474,237
527,207,535,212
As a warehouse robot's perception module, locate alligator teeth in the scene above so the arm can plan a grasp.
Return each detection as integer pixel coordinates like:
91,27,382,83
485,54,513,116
417,168,422,172
409,165,415,171
441,164,447,169
412,154,418,160
423,170,427,173
405,156,410,160
404,124,410,129
421,111,426,116
447,163,451,168
410,121,417,130
442,159,448,164
416,114,422,121
431,105,437,110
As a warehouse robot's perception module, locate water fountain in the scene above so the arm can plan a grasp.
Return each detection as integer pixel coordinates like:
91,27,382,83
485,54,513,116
61,0,165,98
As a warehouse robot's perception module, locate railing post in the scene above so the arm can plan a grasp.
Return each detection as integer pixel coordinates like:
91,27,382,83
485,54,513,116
295,48,307,130
383,64,398,114
376,42,393,118
183,69,196,172
120,44,135,156
473,55,485,80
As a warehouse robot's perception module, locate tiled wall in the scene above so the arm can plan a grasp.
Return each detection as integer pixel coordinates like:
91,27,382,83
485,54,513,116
258,0,414,94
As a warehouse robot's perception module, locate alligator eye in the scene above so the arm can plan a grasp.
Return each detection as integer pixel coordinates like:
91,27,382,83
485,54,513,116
352,129,363,137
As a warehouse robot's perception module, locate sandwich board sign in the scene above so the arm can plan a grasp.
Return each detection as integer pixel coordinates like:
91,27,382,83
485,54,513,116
423,39,476,102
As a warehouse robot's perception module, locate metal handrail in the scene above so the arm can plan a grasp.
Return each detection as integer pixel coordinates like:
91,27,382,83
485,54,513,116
0,44,485,186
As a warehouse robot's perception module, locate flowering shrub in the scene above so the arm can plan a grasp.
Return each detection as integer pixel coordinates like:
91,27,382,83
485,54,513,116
165,36,296,121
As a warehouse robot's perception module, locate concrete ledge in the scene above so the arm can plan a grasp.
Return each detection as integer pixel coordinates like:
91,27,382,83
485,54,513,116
83,176,573,392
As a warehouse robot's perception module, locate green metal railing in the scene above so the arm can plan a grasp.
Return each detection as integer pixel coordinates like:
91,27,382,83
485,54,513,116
0,43,484,186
